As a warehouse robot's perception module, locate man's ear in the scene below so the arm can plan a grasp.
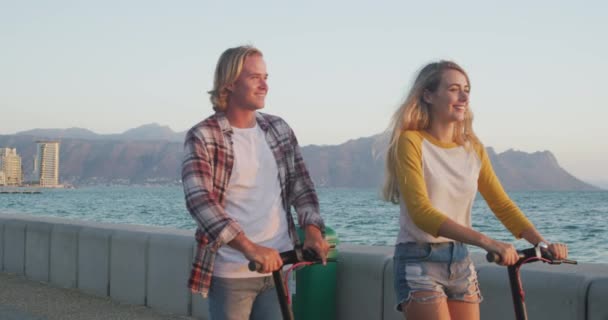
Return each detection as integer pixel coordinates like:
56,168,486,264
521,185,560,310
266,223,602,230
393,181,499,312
422,89,433,105
225,83,234,92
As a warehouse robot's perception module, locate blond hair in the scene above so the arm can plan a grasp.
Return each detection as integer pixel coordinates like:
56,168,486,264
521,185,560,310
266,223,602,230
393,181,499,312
208,45,263,112
382,61,481,203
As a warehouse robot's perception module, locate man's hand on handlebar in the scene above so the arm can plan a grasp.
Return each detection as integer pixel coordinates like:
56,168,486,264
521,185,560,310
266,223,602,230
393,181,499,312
229,232,283,274
246,244,284,274
303,224,330,265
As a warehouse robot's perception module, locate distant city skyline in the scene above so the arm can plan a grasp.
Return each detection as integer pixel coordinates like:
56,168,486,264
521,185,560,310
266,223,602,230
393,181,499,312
33,141,61,187
0,147,22,186
2,1,607,184
0,141,63,187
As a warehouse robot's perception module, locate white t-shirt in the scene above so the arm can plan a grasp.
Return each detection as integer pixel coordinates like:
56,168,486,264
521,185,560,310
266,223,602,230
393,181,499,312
213,124,292,278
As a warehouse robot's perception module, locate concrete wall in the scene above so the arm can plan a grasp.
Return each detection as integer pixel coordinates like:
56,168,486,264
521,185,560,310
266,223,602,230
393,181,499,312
0,213,207,319
1,213,608,320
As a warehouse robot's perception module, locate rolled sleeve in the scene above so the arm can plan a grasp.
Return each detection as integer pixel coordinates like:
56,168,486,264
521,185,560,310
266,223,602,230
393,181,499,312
182,132,242,246
213,220,243,250
288,127,326,234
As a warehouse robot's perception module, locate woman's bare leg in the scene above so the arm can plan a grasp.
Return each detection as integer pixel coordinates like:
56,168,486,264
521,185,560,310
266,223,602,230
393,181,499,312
447,300,479,320
401,292,450,320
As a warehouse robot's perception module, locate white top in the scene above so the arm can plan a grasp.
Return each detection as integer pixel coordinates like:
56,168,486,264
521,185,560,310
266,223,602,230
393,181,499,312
398,137,481,243
395,130,532,244
213,124,292,278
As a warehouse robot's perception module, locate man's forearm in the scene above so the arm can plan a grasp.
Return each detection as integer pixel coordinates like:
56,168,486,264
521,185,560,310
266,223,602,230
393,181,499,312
228,232,284,272
304,223,323,237
228,232,256,258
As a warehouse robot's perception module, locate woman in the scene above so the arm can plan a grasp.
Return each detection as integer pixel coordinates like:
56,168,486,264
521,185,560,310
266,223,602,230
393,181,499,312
383,61,568,320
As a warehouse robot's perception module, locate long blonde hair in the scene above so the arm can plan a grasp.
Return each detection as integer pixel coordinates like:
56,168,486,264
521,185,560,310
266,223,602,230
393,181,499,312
208,45,263,112
382,61,481,203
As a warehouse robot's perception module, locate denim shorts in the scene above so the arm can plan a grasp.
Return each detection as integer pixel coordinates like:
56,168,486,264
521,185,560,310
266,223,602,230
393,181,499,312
393,242,482,311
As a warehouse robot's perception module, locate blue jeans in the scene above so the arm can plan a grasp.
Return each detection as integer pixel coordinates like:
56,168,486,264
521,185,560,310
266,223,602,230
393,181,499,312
209,276,282,320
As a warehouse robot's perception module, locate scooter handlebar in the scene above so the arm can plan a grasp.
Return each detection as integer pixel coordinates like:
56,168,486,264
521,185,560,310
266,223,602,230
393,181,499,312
486,246,577,265
248,247,322,272
486,247,532,263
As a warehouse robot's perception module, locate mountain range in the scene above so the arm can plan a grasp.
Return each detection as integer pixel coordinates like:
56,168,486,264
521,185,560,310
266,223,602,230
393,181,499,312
1,124,600,191
15,124,186,142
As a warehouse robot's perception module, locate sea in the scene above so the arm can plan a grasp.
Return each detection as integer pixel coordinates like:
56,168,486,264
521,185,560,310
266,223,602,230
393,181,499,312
1,186,607,263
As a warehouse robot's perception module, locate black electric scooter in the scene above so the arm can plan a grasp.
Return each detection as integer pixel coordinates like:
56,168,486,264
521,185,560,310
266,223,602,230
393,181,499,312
486,244,577,320
248,245,327,320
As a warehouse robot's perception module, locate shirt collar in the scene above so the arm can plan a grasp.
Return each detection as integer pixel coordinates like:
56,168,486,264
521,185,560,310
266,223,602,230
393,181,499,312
215,111,270,134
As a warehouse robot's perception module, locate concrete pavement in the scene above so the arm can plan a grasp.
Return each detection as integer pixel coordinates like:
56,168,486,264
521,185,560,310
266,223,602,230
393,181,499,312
0,272,196,320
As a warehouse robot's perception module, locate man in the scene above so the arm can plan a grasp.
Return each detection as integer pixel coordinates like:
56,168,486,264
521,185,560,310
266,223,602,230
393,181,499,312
182,45,330,320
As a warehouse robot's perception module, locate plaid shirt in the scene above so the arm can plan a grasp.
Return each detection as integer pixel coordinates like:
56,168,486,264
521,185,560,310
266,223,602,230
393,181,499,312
182,111,325,297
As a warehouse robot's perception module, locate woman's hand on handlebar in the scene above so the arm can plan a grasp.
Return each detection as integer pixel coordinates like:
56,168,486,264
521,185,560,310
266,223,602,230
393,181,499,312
485,239,519,266
547,242,569,260
519,227,569,261
303,225,330,265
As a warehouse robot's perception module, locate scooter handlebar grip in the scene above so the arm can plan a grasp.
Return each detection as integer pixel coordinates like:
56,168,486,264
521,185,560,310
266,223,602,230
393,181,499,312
248,261,261,272
486,252,501,263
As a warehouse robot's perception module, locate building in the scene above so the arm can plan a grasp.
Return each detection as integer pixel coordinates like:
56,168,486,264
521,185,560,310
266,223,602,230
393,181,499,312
34,141,60,187
0,148,23,186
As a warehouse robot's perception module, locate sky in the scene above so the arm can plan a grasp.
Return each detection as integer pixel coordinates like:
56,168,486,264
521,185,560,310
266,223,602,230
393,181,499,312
1,1,607,186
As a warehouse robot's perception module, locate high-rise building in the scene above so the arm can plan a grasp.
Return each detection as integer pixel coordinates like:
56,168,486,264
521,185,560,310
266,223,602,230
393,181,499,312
0,148,23,186
34,141,60,187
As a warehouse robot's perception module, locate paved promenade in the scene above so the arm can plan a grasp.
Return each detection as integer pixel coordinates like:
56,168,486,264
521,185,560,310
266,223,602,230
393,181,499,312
0,273,196,320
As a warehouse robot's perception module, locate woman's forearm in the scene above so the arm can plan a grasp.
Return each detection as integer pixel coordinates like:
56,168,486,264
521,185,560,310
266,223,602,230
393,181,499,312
437,219,493,250
519,226,547,245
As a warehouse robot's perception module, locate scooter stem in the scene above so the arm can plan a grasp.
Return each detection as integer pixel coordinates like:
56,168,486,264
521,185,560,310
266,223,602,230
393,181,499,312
508,264,528,320
272,270,294,320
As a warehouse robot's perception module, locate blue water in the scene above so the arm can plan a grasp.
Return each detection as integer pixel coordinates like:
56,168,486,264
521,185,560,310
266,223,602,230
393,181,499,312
1,187,607,263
